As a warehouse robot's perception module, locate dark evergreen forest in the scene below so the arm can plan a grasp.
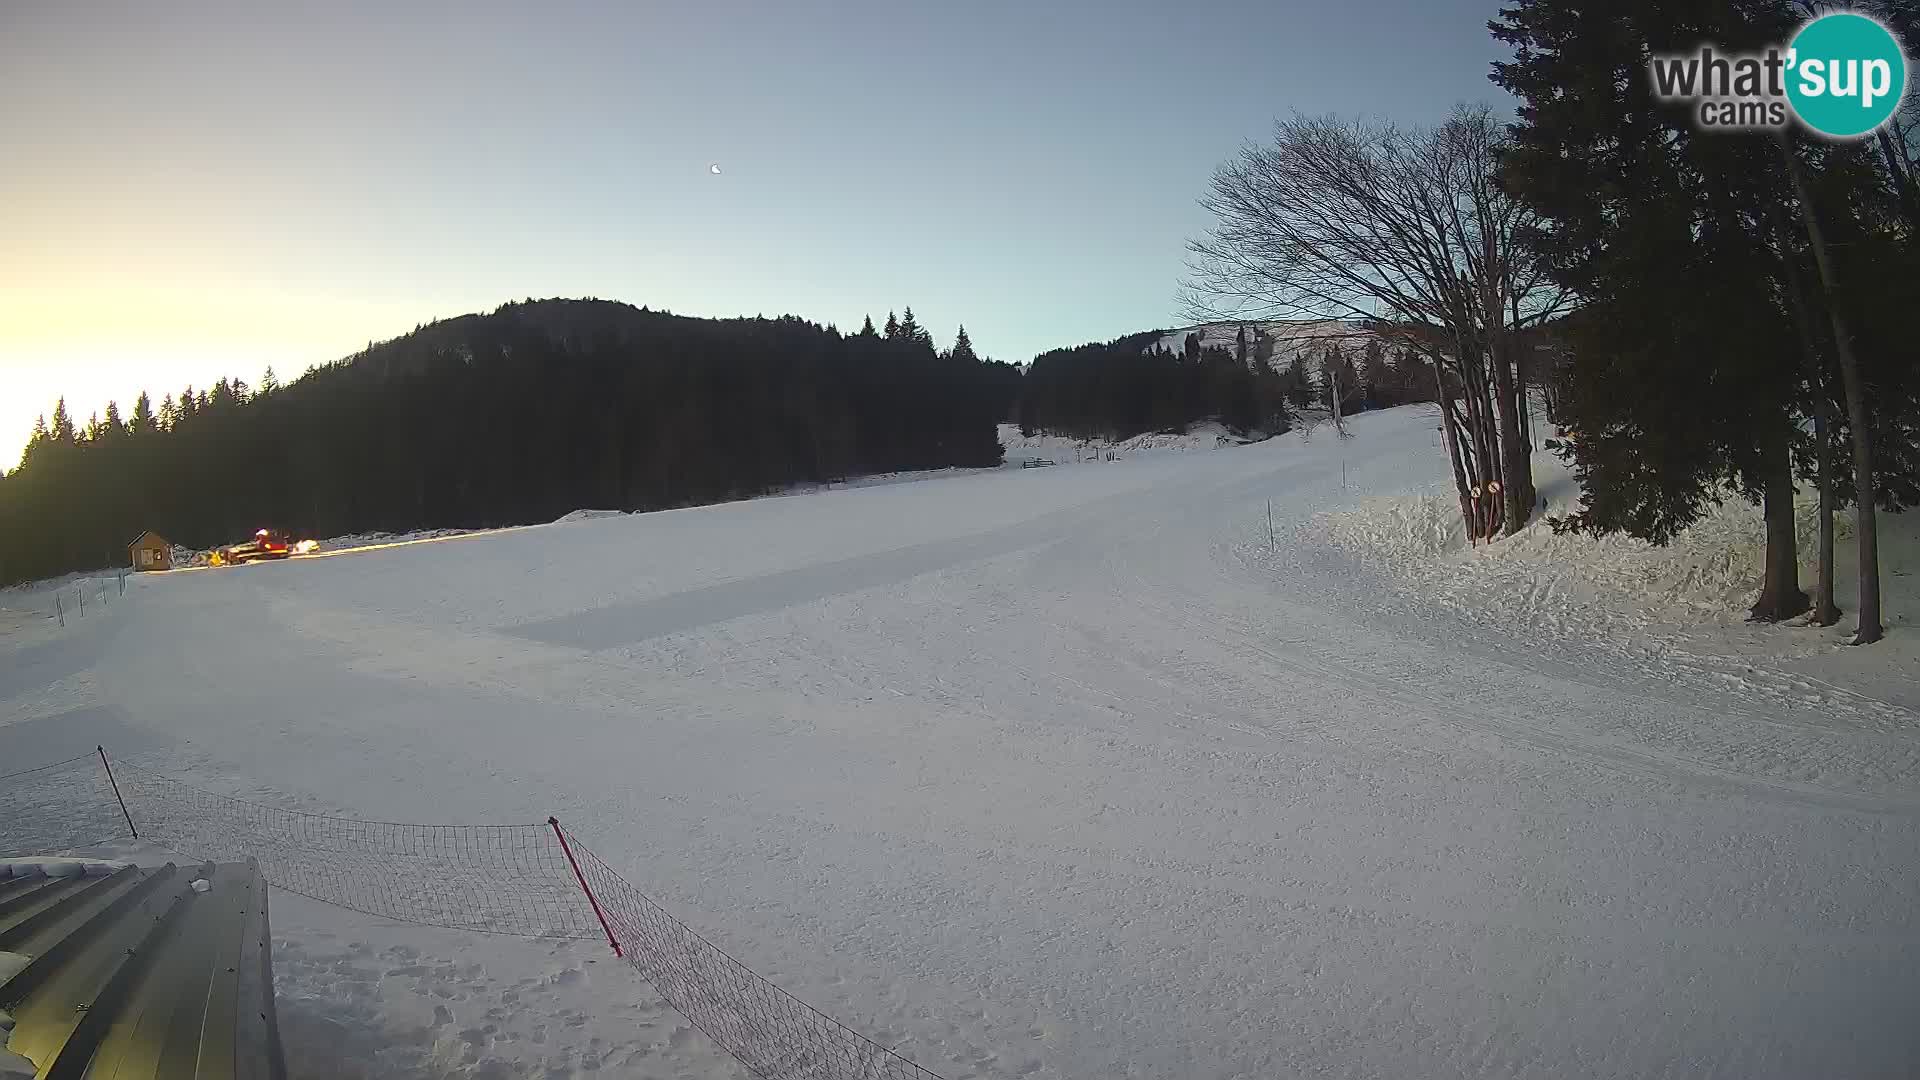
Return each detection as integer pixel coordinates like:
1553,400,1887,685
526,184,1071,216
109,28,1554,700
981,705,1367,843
2,294,1457,584
1018,326,1435,441
1,299,1021,583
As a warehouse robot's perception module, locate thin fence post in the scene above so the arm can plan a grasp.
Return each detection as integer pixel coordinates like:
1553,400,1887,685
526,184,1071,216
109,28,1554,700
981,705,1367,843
1267,500,1274,551
549,817,622,957
56,594,64,627
78,587,85,616
97,745,138,839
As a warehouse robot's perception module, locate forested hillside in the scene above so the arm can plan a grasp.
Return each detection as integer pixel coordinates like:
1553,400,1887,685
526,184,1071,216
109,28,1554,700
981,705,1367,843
1,299,1020,583
1017,323,1436,441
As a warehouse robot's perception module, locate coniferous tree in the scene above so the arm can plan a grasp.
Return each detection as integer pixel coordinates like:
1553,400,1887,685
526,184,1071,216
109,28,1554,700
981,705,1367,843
1361,340,1389,408
20,416,48,468
1020,330,1305,440
951,326,978,364
898,306,932,349
858,315,878,338
50,398,75,444
1493,0,1817,621
884,312,900,339
1252,329,1275,371
1287,352,1314,412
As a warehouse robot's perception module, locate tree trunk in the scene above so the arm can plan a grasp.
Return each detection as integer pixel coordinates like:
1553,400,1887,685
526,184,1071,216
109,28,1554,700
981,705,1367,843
1432,357,1477,541
1467,360,1503,536
1812,408,1839,625
1515,333,1535,453
1459,340,1505,534
1771,208,1840,625
1781,137,1883,643
1750,419,1810,623
1488,332,1534,535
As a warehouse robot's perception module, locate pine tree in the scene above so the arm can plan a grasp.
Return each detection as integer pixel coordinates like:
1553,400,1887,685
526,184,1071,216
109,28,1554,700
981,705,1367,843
1494,0,1812,621
898,306,932,348
50,398,75,443
131,392,156,436
1252,329,1275,370
260,366,281,395
1287,352,1313,412
1235,325,1249,365
859,315,878,338
102,400,125,440
884,312,900,339
951,326,978,364
1361,340,1389,407
20,415,48,467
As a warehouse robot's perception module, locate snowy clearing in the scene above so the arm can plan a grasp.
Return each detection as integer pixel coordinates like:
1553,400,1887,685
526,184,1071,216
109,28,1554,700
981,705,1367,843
996,421,1257,465
3,404,1918,1079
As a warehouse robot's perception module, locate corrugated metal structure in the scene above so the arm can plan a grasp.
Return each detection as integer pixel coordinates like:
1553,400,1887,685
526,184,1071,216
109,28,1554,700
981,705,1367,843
0,860,285,1079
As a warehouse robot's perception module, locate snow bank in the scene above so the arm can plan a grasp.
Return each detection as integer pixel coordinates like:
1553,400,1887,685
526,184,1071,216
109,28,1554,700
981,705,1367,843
0,573,129,635
998,421,1254,465
552,509,629,524
1314,444,1915,659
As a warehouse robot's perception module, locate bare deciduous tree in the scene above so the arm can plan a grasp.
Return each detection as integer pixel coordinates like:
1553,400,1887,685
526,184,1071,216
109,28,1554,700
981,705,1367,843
1183,105,1569,540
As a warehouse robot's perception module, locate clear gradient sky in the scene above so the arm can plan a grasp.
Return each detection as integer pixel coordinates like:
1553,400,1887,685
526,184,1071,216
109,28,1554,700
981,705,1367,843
1,0,1510,465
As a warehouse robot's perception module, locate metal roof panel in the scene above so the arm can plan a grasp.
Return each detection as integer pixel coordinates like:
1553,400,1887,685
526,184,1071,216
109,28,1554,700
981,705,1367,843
0,861,284,1080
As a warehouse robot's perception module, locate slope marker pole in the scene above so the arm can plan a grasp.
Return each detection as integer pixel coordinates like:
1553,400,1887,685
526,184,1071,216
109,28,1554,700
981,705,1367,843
550,817,622,957
98,745,138,839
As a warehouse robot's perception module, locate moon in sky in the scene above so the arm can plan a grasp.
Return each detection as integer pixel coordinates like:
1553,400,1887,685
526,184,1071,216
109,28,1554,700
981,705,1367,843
709,163,722,175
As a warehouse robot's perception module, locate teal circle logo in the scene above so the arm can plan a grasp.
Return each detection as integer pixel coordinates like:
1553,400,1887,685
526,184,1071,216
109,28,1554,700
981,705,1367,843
1786,13,1908,138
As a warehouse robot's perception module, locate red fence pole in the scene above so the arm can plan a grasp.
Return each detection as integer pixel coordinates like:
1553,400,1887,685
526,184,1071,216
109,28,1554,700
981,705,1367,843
549,817,622,958
97,745,138,839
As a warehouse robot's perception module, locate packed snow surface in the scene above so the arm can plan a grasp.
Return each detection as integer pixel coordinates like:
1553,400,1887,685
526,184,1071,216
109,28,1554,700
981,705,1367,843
3,404,1917,1079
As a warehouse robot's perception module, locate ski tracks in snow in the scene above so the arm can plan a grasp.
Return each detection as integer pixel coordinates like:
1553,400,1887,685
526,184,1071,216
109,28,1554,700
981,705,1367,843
22,405,1920,1079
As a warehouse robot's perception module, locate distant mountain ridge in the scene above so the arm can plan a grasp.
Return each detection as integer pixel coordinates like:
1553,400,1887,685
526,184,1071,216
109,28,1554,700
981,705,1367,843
1154,319,1390,371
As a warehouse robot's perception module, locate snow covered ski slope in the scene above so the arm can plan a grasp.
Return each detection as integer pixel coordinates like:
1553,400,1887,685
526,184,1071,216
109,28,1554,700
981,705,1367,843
5,404,1917,1078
